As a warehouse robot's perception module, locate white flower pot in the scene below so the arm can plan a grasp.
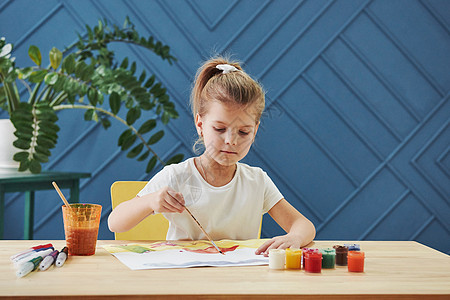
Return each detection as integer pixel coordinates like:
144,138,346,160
0,119,21,173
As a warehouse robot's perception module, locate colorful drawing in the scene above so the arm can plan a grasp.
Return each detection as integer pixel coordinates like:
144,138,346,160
103,239,269,270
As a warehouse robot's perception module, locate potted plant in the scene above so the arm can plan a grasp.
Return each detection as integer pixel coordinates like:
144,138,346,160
0,17,183,173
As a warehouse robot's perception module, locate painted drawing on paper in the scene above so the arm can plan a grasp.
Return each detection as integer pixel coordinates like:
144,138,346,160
103,239,269,270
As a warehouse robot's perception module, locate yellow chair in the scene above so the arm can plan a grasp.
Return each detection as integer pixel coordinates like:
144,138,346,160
110,181,169,240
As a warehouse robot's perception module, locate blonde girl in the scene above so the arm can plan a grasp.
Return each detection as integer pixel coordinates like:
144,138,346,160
108,57,315,255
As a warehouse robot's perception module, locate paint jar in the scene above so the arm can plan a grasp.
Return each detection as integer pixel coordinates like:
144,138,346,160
62,204,102,256
302,248,319,270
320,248,336,269
333,245,348,266
285,248,302,269
269,249,285,270
348,251,365,272
301,248,309,269
304,251,322,273
344,243,361,251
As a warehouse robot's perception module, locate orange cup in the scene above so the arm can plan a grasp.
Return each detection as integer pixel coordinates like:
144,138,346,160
62,204,102,256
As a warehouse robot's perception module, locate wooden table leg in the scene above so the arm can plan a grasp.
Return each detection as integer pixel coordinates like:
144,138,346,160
24,191,35,240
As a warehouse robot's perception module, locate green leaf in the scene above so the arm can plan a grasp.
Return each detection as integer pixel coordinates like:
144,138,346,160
146,156,157,173
28,45,42,66
127,143,143,158
138,119,156,134
97,91,104,105
33,152,49,163
13,121,33,134
130,61,136,74
147,130,164,145
14,130,33,140
109,92,121,115
87,88,98,106
150,82,162,94
49,47,62,69
44,73,59,85
10,110,33,122
63,54,75,74
29,159,42,174
166,154,184,165
36,135,56,149
121,133,137,151
37,120,60,133
13,138,31,150
120,57,128,69
18,159,30,172
29,70,47,83
35,109,58,122
118,129,133,147
13,151,29,162
166,107,179,118
84,109,96,121
139,70,146,83
35,145,51,156
100,117,111,129
37,132,58,144
137,150,150,162
144,75,155,88
161,111,170,125
18,67,33,80
126,107,141,125
86,24,94,41
75,61,87,78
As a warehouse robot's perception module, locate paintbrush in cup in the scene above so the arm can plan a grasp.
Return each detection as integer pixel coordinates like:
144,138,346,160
52,181,71,209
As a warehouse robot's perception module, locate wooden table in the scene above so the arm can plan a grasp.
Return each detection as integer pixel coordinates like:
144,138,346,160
0,171,90,239
1,240,449,299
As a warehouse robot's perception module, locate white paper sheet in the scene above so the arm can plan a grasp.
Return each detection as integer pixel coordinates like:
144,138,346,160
103,240,269,270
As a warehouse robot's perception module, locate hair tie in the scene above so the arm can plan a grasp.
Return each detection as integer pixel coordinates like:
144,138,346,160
216,64,238,74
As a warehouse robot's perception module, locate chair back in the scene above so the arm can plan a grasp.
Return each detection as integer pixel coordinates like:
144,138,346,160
110,181,169,240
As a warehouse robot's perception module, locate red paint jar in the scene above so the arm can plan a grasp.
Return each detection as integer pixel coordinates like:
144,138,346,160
348,251,365,272
302,248,318,270
304,251,322,273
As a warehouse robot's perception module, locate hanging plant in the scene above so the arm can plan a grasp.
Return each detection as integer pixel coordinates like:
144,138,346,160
0,17,183,173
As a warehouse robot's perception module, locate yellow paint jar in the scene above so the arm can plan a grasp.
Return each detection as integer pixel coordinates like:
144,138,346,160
285,248,302,269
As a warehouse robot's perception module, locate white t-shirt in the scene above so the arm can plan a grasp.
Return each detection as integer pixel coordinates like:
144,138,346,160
137,158,283,240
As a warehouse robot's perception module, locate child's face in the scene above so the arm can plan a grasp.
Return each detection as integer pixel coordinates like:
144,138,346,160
196,101,259,167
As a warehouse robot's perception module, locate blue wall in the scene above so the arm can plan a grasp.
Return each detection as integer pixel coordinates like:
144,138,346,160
1,0,449,254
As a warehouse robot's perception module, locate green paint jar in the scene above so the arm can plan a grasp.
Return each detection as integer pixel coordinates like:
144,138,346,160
320,248,336,269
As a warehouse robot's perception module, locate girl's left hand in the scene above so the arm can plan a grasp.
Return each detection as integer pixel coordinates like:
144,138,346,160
255,233,303,257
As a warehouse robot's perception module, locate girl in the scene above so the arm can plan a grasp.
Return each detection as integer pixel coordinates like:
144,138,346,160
108,57,315,255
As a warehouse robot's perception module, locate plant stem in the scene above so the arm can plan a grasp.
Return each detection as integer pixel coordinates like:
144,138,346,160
36,85,50,102
53,104,165,166
29,81,43,105
0,73,18,114
50,92,67,107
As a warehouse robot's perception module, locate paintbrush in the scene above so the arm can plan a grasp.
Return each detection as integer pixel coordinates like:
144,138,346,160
168,189,224,255
182,205,224,255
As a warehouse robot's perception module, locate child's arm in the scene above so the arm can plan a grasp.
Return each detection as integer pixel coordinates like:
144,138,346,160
255,199,315,256
107,186,184,233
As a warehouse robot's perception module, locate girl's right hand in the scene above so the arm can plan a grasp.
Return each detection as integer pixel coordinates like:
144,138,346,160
150,186,185,213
